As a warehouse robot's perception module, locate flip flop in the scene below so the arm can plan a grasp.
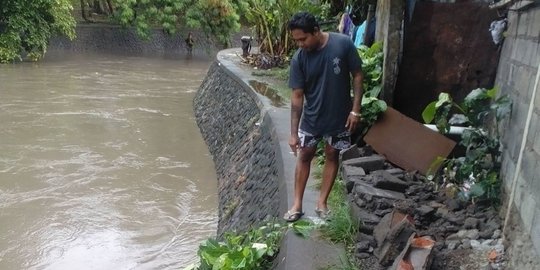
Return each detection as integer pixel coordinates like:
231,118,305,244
283,210,304,222
315,207,331,220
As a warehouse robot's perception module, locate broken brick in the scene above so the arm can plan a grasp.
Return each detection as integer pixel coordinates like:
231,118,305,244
391,235,435,270
374,211,416,266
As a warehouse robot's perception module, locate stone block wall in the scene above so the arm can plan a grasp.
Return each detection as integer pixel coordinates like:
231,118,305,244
49,24,247,57
193,62,281,237
495,4,540,269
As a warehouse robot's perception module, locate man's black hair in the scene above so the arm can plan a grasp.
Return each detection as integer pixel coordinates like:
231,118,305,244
288,11,320,34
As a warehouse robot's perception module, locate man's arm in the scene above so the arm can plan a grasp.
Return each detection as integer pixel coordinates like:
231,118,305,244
351,69,364,113
290,88,304,155
291,88,304,134
346,69,364,132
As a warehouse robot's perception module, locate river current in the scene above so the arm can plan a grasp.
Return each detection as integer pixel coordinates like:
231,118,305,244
0,53,217,269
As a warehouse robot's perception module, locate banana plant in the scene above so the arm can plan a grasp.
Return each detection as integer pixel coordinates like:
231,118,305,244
244,0,329,58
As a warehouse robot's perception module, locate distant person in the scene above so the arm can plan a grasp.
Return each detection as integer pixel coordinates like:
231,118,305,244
185,32,194,54
284,12,364,222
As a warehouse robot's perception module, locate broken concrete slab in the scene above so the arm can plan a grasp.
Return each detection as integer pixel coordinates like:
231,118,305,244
342,155,386,172
364,107,456,175
356,232,376,247
341,165,367,185
386,167,405,178
373,211,416,266
359,223,377,235
371,170,410,192
355,181,406,201
343,174,370,194
351,202,382,226
416,205,436,216
343,165,367,176
390,235,435,270
340,146,362,161
428,201,445,208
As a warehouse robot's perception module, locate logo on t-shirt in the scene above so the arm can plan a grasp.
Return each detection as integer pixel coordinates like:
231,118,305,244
333,57,341,74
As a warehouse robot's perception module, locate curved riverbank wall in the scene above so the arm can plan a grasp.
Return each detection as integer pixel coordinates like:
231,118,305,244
193,61,284,236
49,24,246,57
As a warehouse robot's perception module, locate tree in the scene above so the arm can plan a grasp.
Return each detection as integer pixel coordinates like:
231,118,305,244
80,0,115,22
112,0,242,47
0,0,76,63
184,0,242,48
243,0,329,67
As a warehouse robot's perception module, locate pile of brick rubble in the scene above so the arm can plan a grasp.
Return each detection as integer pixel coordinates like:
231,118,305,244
340,146,506,270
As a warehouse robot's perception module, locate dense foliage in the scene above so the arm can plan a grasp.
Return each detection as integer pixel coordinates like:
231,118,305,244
0,0,249,63
0,0,76,63
244,0,329,58
357,42,387,136
423,88,512,204
112,0,242,47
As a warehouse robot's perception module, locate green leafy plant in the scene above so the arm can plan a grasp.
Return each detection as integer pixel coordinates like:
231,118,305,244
187,220,316,270
357,42,383,98
422,88,512,204
189,222,285,270
360,96,387,136
422,88,510,134
185,0,242,47
289,219,316,238
357,42,387,136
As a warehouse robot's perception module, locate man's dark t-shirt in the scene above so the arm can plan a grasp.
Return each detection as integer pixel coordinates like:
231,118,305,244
289,32,363,136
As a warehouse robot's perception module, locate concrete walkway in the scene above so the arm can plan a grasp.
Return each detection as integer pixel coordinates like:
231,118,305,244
217,48,346,270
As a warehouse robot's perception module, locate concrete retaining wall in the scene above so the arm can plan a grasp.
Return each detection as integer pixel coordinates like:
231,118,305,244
49,24,246,57
495,4,540,269
193,61,282,236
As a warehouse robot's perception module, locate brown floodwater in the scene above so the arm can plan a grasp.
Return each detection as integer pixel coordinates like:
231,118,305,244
0,53,217,269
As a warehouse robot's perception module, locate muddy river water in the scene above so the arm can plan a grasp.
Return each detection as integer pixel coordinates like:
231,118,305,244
0,53,217,269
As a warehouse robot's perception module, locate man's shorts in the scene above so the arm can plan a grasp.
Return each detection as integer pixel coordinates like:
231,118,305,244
298,129,351,150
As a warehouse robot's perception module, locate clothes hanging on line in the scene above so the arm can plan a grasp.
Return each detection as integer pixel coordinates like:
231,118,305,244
338,12,355,38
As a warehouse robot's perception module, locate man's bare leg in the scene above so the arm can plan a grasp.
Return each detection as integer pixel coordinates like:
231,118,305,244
289,146,317,213
317,143,339,211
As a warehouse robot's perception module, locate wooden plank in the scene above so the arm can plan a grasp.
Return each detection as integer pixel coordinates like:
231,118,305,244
364,107,456,175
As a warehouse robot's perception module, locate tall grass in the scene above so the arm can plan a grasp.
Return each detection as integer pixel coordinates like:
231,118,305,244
311,145,361,270
320,177,359,247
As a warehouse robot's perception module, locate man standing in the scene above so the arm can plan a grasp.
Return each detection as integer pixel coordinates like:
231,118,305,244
185,32,194,54
283,12,364,222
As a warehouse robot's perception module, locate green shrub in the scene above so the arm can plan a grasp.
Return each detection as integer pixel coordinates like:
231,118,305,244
357,42,387,136
422,88,512,204
186,221,315,270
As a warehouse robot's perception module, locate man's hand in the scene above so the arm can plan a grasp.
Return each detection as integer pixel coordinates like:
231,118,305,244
289,134,300,156
345,112,361,133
